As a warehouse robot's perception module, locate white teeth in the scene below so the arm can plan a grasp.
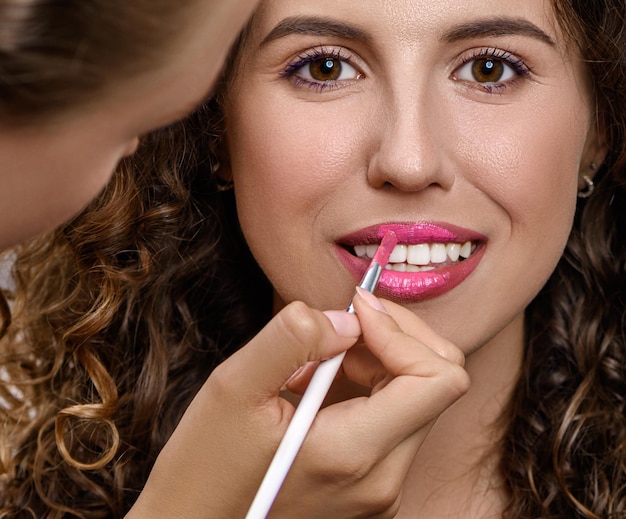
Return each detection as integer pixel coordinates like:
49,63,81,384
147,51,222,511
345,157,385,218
388,244,407,263
430,243,447,264
355,240,475,268
460,241,472,258
354,244,367,257
407,243,430,265
446,243,460,262
386,263,437,272
366,244,379,259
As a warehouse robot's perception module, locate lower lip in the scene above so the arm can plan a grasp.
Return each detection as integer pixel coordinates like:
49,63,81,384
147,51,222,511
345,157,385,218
335,244,485,303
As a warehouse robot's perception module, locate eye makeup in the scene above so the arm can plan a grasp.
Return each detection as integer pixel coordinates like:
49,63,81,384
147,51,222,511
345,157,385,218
280,46,362,92
452,46,532,94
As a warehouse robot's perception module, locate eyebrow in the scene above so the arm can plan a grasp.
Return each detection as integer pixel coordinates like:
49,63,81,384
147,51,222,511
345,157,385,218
442,17,556,46
260,15,556,49
260,16,369,46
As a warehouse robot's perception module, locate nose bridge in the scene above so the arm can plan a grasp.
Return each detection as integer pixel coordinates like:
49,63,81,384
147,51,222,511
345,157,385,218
368,77,450,192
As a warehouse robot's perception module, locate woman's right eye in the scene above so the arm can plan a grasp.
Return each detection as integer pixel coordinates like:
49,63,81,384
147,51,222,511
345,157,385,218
282,47,362,92
298,56,359,82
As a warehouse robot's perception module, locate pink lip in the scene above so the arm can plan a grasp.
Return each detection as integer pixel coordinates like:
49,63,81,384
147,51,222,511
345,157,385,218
336,222,487,303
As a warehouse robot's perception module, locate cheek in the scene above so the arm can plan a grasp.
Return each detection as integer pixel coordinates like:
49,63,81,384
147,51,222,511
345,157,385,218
419,98,590,352
37,156,120,231
0,136,123,248
52,143,124,214
454,93,588,242
228,99,360,242
226,93,368,307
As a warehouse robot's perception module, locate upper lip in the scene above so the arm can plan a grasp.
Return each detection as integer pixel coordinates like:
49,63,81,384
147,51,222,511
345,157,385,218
338,222,486,247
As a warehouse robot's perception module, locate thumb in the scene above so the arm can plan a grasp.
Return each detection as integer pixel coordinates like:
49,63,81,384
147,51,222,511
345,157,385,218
215,301,360,403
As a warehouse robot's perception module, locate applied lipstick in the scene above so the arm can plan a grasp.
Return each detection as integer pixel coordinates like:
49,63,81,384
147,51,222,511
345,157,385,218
337,222,486,303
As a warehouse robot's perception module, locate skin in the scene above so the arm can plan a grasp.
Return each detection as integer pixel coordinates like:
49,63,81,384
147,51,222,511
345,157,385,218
10,0,608,514
218,0,605,515
131,0,607,517
1,1,465,517
226,0,602,355
130,297,468,518
0,0,258,250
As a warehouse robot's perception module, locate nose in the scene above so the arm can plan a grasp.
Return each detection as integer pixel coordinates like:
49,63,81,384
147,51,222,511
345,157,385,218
367,88,453,192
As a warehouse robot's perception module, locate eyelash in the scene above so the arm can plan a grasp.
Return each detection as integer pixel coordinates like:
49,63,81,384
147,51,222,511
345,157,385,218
455,47,532,94
281,47,359,92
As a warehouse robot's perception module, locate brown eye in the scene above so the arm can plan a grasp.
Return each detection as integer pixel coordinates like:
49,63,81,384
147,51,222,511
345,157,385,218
293,52,359,86
309,58,343,81
471,58,504,82
454,53,518,87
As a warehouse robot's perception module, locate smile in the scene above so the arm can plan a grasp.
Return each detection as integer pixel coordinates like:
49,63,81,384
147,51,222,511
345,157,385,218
354,241,476,272
336,223,486,303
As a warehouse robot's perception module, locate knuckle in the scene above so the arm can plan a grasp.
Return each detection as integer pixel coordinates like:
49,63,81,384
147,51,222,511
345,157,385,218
203,360,235,402
448,344,466,368
437,338,466,367
442,362,471,399
319,450,379,489
335,460,372,486
319,456,402,515
276,301,324,354
360,476,403,516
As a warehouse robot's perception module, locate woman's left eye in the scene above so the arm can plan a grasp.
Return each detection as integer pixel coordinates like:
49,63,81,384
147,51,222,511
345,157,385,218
453,49,530,92
282,48,361,91
456,58,516,83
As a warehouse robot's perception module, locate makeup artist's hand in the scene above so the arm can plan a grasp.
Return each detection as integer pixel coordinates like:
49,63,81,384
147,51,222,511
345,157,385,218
270,289,469,519
124,301,361,519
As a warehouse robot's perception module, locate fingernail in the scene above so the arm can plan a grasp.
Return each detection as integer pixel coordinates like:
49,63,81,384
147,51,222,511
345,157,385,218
282,364,307,390
355,287,388,313
322,310,361,337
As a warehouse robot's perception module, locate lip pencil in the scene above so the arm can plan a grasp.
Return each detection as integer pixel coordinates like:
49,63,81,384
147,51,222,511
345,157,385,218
245,230,399,519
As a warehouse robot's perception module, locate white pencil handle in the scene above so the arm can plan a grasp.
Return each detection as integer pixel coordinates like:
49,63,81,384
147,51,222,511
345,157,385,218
245,262,383,519
244,351,346,519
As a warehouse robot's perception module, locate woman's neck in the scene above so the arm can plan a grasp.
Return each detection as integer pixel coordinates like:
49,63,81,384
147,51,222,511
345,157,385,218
396,313,525,518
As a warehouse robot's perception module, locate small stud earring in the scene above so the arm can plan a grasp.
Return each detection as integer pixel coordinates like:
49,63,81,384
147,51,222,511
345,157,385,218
215,178,234,192
577,175,594,199
212,161,234,192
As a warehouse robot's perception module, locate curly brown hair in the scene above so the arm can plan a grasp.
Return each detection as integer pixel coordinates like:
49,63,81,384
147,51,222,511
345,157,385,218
501,1,626,517
0,109,272,516
1,1,625,517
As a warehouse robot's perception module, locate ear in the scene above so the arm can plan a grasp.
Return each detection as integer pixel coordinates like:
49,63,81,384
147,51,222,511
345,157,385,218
214,160,233,183
211,131,234,185
579,116,609,181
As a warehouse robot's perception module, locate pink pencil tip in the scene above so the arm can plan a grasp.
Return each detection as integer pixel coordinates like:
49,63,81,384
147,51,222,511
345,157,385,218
372,231,398,266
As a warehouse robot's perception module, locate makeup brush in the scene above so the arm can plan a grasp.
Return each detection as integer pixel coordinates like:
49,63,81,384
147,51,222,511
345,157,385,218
245,230,398,519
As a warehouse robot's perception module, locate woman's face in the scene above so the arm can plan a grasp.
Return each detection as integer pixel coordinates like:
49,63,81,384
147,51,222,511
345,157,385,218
0,0,258,250
225,0,603,353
